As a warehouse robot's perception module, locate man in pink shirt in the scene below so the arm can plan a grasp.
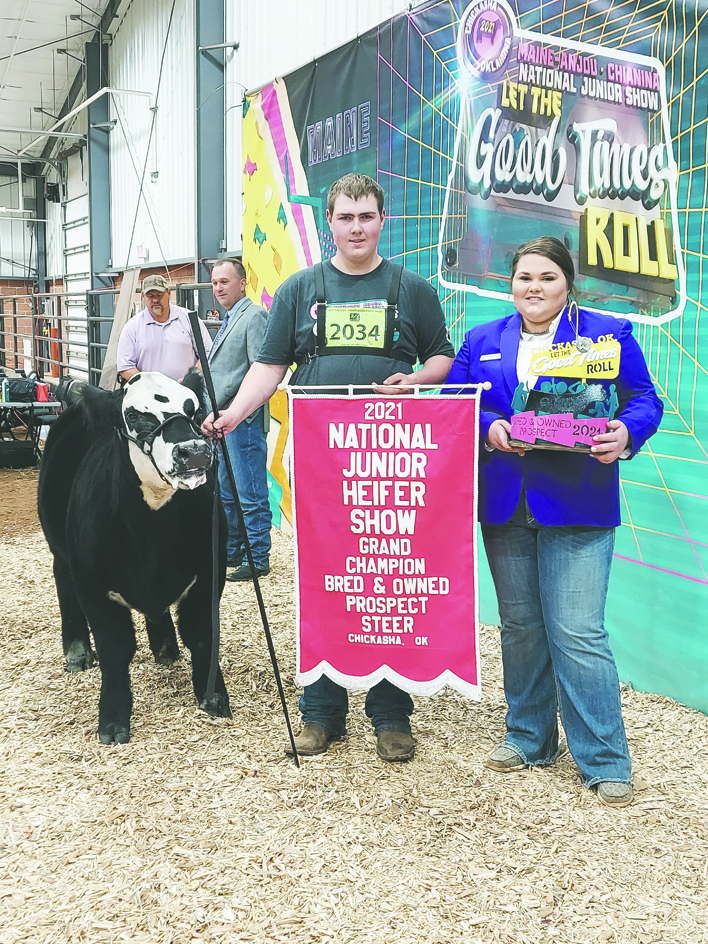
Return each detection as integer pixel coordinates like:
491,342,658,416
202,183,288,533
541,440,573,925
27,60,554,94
117,274,212,382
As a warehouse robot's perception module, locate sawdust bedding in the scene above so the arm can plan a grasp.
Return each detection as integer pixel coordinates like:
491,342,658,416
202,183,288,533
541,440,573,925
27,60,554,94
0,474,706,943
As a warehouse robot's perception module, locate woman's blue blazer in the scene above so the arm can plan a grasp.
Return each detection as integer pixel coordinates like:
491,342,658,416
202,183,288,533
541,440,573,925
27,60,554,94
446,308,664,527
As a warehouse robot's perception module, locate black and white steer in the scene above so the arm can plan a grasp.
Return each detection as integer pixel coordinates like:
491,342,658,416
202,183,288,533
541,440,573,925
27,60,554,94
38,371,231,743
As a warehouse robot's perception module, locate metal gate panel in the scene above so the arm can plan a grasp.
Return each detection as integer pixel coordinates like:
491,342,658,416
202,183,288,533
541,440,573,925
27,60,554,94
62,153,90,378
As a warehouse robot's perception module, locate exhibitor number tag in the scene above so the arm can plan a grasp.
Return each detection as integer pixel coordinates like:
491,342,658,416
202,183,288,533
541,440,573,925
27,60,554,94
325,301,387,349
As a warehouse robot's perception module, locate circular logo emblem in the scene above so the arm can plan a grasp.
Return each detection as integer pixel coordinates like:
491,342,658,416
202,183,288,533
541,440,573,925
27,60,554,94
457,0,516,78
574,336,593,353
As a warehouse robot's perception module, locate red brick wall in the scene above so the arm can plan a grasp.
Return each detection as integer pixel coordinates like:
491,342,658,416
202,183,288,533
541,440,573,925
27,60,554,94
0,279,67,372
0,278,33,306
113,263,196,292
109,264,198,319
0,279,34,368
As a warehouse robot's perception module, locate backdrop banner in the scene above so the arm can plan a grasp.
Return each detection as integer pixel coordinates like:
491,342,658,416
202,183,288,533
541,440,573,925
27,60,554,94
290,393,480,698
245,1,707,714
439,0,683,324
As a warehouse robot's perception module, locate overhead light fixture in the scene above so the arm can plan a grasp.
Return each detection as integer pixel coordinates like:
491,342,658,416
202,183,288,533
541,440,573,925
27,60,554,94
56,48,85,65
33,107,60,120
199,42,240,52
69,12,111,41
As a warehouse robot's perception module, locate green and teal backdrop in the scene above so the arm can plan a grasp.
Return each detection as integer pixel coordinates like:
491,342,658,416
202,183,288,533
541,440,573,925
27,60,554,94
242,0,707,713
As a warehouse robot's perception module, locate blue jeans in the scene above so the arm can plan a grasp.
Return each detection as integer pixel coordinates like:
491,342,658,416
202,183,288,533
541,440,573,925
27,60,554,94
300,676,413,737
218,410,271,569
481,499,631,787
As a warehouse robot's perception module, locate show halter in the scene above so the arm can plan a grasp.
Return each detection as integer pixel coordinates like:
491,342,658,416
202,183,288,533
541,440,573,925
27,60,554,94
118,411,212,486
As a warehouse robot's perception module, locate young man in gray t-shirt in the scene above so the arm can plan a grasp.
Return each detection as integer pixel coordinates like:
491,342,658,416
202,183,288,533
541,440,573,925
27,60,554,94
203,173,454,763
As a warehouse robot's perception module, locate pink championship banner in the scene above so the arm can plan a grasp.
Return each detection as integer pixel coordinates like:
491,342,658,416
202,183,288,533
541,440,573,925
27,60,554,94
289,393,481,699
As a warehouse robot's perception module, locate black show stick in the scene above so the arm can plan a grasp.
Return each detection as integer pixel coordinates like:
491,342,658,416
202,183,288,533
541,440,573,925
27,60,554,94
188,310,300,767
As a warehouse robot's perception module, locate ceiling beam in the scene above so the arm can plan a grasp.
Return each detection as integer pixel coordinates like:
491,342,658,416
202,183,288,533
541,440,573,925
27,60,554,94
0,127,85,139
0,0,33,95
38,0,125,165
0,28,95,63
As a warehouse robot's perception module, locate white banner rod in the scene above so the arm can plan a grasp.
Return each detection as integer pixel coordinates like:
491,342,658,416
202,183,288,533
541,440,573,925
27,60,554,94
284,382,491,394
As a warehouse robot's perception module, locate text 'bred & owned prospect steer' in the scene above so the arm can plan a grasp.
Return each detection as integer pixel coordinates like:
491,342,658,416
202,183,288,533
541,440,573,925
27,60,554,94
38,370,232,743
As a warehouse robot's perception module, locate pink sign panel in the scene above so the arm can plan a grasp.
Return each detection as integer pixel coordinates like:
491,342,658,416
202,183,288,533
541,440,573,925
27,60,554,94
290,395,480,698
511,411,608,448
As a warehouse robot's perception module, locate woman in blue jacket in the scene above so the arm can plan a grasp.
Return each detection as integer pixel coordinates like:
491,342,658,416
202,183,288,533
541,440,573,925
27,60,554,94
447,236,663,807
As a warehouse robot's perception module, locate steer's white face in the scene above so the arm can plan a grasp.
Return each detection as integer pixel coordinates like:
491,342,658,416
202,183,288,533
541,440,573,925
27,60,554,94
122,372,213,508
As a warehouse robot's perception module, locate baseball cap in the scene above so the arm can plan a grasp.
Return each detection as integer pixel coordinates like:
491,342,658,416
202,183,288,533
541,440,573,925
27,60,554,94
141,274,170,293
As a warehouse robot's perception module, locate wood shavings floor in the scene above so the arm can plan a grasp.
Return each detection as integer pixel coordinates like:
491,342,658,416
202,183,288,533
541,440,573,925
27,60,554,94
0,470,706,943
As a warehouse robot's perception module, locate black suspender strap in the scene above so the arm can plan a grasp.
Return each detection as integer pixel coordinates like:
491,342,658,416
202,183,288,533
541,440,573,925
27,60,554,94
295,260,411,365
314,262,327,354
387,263,403,307
384,263,403,353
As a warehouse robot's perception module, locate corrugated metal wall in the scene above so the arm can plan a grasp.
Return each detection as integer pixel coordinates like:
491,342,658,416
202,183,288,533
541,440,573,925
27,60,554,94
224,0,420,251
109,0,196,269
0,219,34,279
0,164,39,280
103,0,423,264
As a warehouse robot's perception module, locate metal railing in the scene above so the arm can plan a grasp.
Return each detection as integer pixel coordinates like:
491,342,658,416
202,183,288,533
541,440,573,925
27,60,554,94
0,293,32,374
176,281,223,330
1,285,221,387
0,289,119,385
86,288,119,385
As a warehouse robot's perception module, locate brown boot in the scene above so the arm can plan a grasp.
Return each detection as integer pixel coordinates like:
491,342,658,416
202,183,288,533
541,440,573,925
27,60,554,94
376,730,416,762
285,723,335,756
